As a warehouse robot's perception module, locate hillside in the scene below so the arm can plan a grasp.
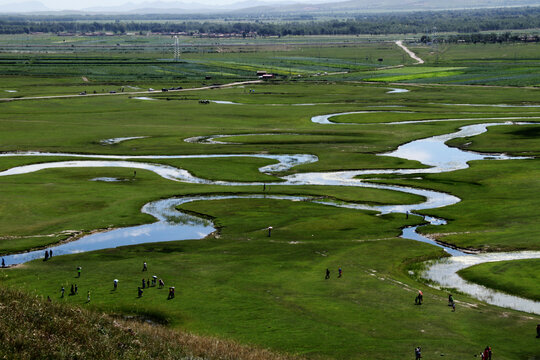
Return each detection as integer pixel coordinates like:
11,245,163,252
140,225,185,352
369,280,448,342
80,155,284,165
0,287,295,360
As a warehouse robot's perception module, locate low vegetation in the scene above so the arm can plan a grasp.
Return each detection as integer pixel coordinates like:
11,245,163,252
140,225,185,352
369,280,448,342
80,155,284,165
0,287,294,360
458,259,540,301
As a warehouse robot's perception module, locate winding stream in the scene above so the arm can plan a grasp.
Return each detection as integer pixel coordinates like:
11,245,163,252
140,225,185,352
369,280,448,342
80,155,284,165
0,110,539,313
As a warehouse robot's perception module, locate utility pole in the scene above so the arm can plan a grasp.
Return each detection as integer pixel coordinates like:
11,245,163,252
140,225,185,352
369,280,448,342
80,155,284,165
174,36,180,62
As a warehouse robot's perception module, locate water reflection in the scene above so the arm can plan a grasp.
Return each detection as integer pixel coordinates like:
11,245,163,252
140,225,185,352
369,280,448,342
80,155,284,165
2,197,214,266
1,111,539,313
100,136,148,145
424,252,540,314
386,88,409,94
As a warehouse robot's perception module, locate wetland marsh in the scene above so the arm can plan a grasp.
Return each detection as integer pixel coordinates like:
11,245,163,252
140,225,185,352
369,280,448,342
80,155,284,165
0,36,539,359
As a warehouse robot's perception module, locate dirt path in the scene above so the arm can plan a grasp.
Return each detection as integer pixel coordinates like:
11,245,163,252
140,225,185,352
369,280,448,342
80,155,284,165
395,40,425,65
0,80,262,102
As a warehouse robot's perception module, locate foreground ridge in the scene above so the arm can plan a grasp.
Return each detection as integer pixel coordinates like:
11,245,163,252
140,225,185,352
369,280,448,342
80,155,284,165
0,287,297,360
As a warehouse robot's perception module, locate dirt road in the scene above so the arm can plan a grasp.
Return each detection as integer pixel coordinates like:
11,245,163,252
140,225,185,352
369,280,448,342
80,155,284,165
0,80,262,102
395,40,425,65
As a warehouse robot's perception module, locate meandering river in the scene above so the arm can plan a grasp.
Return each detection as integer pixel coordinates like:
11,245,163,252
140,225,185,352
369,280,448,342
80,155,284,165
0,110,539,313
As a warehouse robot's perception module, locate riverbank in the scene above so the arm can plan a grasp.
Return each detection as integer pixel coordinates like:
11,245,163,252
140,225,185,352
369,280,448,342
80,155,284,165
1,82,539,359
458,259,540,302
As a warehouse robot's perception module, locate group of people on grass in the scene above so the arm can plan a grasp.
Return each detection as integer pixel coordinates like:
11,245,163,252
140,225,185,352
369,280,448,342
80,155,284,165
325,267,458,311
324,267,342,279
53,261,174,303
136,262,174,299
415,291,457,312
54,266,85,301
43,250,53,261
481,346,492,360
60,284,79,297
414,345,492,359
45,259,538,358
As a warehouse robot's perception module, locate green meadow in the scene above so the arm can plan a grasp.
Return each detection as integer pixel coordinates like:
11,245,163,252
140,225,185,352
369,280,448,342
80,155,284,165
459,260,540,301
0,36,539,359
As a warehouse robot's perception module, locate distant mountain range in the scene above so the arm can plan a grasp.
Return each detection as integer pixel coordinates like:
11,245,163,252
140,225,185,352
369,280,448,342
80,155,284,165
0,1,50,13
1,0,539,14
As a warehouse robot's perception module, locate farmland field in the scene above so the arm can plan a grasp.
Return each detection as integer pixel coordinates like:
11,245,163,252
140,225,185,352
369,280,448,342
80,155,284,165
0,35,539,359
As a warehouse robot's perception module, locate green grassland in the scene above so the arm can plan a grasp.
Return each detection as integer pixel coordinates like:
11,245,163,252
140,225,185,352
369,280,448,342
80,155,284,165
1,37,539,101
404,42,540,86
458,259,540,301
0,286,294,360
4,230,538,359
0,41,540,359
363,66,466,82
447,123,540,156
0,39,407,99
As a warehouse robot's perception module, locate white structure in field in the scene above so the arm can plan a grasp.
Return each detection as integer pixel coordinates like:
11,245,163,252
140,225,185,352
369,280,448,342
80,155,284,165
174,36,180,61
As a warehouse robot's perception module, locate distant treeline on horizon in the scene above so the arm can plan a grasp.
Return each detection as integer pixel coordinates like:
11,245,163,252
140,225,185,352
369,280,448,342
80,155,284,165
0,7,539,36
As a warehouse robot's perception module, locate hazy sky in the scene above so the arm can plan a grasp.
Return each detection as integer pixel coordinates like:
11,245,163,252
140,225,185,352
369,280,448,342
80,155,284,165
16,0,325,10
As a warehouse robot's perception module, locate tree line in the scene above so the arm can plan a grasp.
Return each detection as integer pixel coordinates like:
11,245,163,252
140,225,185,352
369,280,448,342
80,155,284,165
421,33,539,44
0,7,539,36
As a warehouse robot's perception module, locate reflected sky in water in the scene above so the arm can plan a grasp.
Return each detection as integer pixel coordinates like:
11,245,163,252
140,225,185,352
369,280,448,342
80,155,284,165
0,111,539,313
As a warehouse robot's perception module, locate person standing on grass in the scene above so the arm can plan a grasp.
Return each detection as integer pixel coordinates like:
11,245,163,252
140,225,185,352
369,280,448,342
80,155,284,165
537,324,540,338
415,290,423,305
44,251,49,261
113,279,118,290
338,267,342,278
448,294,455,311
325,268,330,279
87,291,90,302
1,258,4,268
70,284,75,295
138,287,143,297
142,278,146,289
415,346,421,359
61,286,65,298
77,266,81,277
142,262,147,271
